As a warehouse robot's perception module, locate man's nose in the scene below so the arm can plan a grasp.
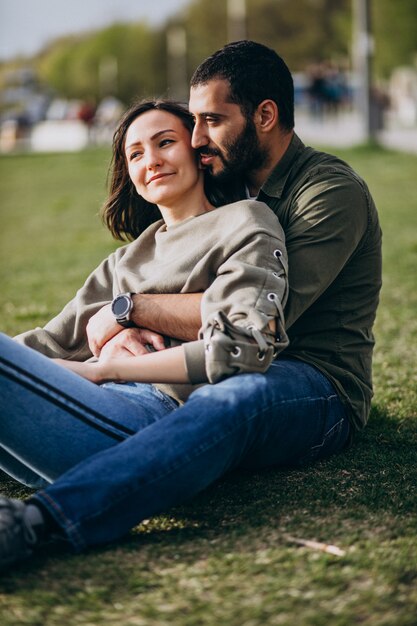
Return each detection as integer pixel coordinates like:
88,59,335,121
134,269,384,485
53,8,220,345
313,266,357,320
191,121,208,149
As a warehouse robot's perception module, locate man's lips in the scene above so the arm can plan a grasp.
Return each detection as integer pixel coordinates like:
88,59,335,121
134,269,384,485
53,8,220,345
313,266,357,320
146,173,174,185
199,153,217,165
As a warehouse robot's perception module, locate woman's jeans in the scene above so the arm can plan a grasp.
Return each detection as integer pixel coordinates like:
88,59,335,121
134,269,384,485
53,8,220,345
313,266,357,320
0,333,351,552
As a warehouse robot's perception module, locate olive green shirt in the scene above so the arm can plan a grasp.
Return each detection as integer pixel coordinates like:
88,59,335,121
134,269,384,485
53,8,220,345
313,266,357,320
258,133,382,429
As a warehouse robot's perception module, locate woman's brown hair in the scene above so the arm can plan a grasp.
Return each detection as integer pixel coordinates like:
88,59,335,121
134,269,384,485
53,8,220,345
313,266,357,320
101,98,244,241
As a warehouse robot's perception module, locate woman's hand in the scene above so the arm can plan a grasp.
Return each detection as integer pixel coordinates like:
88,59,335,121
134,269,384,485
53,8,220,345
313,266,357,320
86,303,123,357
86,304,167,359
54,359,104,384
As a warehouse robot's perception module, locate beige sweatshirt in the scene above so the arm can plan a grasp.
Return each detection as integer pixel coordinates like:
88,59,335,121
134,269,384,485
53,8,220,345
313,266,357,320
15,200,289,402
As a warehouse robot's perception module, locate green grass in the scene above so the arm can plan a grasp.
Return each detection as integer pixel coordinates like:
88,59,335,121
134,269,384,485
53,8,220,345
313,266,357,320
0,144,416,625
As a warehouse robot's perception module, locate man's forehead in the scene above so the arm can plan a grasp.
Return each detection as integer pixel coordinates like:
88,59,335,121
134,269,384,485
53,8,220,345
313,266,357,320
189,79,237,112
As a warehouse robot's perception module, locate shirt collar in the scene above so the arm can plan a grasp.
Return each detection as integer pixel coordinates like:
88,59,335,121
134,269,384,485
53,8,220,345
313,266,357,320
259,132,305,199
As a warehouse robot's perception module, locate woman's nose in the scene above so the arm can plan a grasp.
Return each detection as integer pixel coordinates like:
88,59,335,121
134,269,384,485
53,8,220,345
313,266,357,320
145,150,162,169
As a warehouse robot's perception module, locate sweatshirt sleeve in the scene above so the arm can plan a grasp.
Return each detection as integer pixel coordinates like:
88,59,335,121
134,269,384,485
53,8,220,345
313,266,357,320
183,207,289,384
14,252,118,360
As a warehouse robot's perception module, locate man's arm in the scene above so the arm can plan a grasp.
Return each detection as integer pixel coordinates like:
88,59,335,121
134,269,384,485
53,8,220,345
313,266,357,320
86,292,203,358
276,171,371,329
131,293,202,339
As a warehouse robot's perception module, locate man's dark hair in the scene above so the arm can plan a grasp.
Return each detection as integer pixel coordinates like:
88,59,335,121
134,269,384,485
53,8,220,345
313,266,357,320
190,40,294,131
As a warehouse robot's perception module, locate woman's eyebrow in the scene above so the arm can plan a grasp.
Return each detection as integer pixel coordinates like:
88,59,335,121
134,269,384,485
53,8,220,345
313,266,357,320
150,129,176,140
126,129,177,151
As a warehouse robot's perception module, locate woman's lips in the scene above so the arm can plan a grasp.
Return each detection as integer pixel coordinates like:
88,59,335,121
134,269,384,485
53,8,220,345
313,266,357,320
146,173,174,185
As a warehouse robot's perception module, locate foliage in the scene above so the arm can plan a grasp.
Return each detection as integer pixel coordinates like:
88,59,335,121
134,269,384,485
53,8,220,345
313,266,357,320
181,0,351,74
0,144,416,624
36,23,167,104
373,0,417,77
1,1,416,104
247,0,351,69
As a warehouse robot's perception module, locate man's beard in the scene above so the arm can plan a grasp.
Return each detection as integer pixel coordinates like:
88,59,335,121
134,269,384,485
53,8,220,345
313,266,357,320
200,118,268,184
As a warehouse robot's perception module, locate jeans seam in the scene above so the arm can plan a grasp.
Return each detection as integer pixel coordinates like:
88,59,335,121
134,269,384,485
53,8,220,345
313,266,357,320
0,358,134,440
32,491,85,551
309,417,344,453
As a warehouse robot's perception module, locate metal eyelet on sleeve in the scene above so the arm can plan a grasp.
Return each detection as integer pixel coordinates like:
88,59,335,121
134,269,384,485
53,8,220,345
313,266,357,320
273,249,282,258
231,346,242,358
267,293,278,301
257,351,266,361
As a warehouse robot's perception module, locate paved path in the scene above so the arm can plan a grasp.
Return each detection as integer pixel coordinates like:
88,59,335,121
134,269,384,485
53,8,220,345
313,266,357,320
295,110,417,154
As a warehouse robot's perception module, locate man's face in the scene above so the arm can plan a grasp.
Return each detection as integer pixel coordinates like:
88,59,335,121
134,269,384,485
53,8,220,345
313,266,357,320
189,79,267,183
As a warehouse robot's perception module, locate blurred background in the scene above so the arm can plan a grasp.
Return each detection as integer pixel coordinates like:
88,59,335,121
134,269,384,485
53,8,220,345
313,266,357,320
0,0,416,154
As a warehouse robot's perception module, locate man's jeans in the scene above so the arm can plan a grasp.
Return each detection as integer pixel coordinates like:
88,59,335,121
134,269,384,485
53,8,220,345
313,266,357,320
0,333,351,552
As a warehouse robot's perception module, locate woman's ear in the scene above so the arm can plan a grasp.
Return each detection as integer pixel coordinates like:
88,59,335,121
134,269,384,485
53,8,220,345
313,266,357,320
255,100,279,133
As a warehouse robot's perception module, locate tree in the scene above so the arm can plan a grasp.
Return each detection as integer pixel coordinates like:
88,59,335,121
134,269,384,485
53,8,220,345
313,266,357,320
373,0,417,77
36,23,167,104
179,0,351,76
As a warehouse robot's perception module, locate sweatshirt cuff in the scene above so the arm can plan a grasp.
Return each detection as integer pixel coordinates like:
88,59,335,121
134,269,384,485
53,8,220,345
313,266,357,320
183,339,208,384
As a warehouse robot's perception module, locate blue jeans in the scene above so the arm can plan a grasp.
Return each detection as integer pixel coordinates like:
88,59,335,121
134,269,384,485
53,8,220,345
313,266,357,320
0,333,351,552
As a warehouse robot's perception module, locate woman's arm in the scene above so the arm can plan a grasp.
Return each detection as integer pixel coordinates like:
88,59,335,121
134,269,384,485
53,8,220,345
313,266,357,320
55,345,189,384
14,253,119,360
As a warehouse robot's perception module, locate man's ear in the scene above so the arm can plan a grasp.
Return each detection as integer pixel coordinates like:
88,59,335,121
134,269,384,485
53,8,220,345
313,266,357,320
255,100,279,133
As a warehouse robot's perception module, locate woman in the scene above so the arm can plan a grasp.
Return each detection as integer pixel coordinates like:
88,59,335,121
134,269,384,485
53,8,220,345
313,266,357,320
0,100,288,569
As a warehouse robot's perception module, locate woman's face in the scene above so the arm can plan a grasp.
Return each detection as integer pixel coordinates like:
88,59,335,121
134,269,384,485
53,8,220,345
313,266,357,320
124,109,202,209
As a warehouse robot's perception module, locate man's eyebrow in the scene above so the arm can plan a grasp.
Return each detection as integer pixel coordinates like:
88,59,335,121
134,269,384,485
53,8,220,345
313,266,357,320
126,129,177,150
193,112,225,118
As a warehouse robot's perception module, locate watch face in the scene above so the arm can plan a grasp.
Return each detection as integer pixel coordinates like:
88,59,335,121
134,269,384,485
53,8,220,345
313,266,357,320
112,296,130,317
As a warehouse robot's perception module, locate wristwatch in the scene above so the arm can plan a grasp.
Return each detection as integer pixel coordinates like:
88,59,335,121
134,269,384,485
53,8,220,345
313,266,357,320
111,293,136,328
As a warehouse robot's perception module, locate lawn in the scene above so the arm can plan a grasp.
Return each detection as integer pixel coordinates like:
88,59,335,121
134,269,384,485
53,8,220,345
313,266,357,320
0,143,416,625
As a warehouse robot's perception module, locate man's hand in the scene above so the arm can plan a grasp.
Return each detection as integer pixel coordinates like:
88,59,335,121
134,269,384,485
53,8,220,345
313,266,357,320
87,293,203,357
98,327,167,361
86,303,121,357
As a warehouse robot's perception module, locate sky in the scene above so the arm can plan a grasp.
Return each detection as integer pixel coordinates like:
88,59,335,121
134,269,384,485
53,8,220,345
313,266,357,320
0,0,192,61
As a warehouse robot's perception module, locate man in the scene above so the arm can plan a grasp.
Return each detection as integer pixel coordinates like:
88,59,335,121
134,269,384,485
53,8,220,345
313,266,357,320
0,41,381,568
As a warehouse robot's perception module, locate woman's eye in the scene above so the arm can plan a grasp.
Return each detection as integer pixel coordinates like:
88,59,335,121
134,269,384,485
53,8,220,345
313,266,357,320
129,151,142,161
160,139,174,147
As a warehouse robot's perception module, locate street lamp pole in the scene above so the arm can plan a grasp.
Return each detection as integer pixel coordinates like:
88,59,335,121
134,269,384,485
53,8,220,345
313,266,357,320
353,0,376,141
227,0,247,42
167,25,188,102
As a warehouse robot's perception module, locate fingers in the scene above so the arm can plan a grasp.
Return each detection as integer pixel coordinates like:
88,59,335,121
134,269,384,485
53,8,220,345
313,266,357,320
137,329,167,351
99,328,150,361
86,304,121,357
